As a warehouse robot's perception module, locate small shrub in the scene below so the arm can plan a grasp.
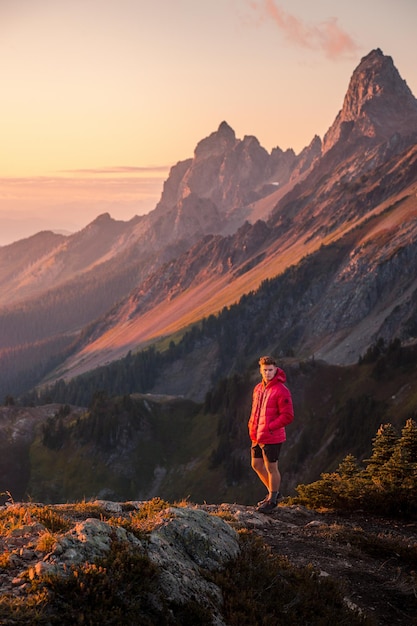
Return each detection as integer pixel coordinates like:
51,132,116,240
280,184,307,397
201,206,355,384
123,497,172,535
31,507,71,533
35,532,57,554
107,497,172,538
53,501,108,521
0,505,72,538
0,551,12,568
0,505,32,535
132,497,170,520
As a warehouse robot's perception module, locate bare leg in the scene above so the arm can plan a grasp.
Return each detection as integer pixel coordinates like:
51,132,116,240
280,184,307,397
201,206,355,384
251,456,269,489
262,455,281,494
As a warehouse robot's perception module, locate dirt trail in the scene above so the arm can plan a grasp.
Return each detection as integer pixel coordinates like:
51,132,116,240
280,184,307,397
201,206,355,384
201,503,417,626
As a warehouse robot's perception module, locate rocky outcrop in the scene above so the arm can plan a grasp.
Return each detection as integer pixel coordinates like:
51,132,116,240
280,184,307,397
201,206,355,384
146,506,239,616
3,501,240,625
288,134,322,181
39,505,240,613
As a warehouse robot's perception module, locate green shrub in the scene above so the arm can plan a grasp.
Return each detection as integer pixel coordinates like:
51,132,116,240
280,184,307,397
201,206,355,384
291,419,417,517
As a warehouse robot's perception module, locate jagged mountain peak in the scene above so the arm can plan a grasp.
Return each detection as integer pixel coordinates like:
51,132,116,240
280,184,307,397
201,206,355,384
88,212,114,225
81,212,124,232
345,49,417,117
155,121,278,226
194,121,237,158
323,48,417,152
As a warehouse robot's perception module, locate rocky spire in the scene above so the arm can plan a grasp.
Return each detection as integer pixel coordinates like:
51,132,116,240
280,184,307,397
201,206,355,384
323,49,417,153
194,120,236,158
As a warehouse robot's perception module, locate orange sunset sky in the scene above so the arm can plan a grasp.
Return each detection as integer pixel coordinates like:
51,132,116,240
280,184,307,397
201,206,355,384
1,0,416,245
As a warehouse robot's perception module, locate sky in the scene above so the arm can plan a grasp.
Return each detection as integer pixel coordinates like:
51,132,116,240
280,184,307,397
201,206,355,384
1,0,416,246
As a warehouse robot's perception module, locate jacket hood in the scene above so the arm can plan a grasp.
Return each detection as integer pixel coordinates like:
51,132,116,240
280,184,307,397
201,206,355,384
265,367,286,385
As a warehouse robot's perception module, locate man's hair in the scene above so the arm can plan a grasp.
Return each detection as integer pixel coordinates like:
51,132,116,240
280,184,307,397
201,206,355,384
258,355,277,366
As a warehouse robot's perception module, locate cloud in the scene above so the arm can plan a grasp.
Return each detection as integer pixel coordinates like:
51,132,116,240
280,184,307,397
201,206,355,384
61,165,170,176
252,0,359,59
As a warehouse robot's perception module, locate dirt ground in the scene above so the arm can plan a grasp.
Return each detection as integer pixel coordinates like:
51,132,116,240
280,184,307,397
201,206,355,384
201,503,417,626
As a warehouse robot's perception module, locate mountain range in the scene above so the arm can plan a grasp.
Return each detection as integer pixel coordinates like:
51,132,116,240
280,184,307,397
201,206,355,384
1,47,417,405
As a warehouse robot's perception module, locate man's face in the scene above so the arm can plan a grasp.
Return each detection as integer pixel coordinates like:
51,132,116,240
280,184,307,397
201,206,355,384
260,363,277,384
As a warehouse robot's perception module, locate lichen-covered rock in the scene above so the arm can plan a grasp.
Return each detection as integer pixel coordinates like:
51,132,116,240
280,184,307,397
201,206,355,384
149,507,239,569
146,507,240,624
50,518,142,566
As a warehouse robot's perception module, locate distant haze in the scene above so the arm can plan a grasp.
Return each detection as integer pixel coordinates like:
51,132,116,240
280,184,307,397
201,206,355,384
0,173,167,246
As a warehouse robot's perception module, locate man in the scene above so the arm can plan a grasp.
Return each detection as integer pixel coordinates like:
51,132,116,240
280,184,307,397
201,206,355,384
248,355,294,513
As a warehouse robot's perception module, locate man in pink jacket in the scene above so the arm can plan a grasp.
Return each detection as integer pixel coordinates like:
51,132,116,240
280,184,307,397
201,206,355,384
248,355,294,513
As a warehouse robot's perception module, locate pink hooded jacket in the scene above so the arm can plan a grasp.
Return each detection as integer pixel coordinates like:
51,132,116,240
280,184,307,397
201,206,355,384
248,367,294,445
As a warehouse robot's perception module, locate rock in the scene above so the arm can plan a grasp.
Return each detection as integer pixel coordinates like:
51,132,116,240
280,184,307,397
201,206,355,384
91,500,123,513
51,518,141,567
147,507,240,624
149,507,239,570
28,561,60,579
18,548,36,560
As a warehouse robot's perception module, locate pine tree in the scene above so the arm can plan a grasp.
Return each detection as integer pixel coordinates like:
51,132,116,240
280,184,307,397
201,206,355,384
397,418,417,462
380,418,417,512
338,454,360,479
364,423,398,477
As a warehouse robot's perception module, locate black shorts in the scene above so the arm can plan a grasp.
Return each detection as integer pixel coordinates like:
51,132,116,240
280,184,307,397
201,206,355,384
251,443,282,463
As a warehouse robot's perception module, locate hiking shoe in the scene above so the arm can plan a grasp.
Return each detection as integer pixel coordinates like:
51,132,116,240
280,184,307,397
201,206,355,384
258,492,282,507
257,499,277,514
257,495,269,507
